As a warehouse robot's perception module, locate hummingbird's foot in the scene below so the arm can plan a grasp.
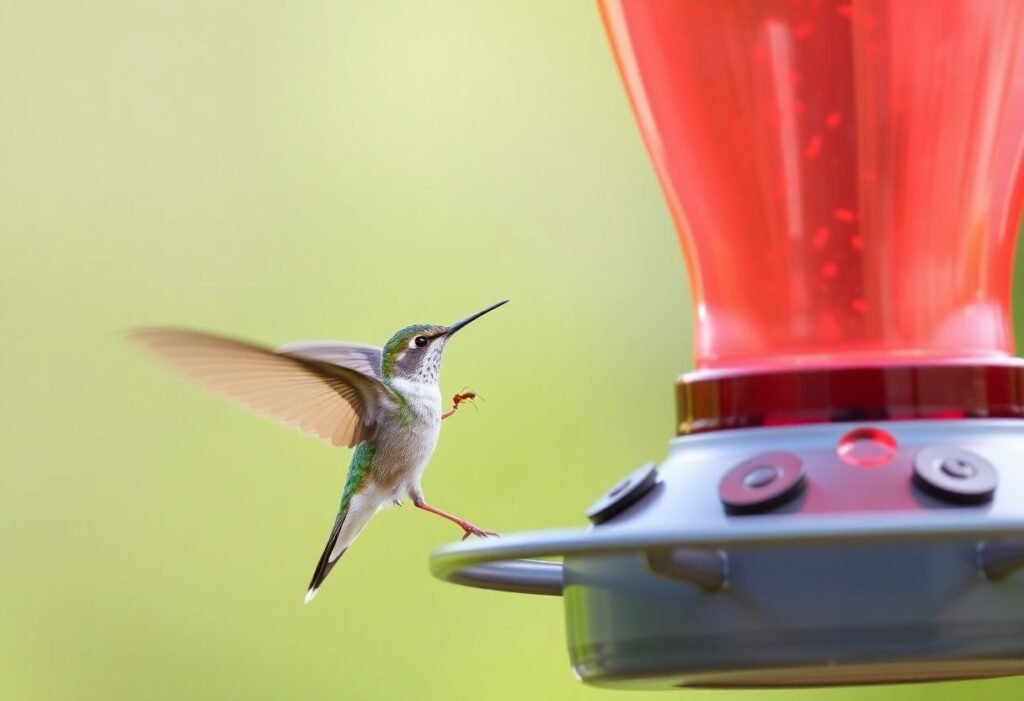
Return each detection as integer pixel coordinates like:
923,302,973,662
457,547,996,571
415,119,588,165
441,389,479,420
412,497,497,539
459,523,498,541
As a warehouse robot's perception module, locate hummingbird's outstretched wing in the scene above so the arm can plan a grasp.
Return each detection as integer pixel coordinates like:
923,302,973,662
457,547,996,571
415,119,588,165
129,329,398,448
274,340,382,379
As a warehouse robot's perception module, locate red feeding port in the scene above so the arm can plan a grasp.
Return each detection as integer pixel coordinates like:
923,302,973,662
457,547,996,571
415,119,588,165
601,0,1024,373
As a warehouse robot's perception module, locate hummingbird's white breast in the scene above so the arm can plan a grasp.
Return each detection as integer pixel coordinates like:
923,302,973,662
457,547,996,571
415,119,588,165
374,377,442,496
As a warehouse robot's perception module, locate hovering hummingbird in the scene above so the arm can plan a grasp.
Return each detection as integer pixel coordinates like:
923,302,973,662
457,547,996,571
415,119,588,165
130,300,508,603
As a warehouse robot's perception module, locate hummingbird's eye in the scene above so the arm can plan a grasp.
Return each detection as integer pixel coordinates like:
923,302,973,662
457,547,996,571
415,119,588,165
414,335,428,348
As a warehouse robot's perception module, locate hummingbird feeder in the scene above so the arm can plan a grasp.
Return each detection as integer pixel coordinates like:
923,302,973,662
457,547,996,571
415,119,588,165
430,0,1024,688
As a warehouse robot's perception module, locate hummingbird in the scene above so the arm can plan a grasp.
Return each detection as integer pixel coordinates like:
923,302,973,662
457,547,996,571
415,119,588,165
130,299,508,603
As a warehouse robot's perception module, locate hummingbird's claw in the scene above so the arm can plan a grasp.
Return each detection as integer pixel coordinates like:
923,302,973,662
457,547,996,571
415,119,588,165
411,496,497,539
460,523,498,540
393,498,404,507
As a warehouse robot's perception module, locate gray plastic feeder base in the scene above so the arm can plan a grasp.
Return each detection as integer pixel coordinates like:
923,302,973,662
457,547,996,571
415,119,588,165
431,420,1024,688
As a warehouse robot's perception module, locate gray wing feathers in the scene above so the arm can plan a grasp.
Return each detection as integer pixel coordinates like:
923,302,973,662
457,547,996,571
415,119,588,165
130,329,396,448
275,341,382,379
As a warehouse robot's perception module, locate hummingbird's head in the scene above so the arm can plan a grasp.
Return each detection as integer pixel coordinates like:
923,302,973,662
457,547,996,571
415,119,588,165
380,300,508,383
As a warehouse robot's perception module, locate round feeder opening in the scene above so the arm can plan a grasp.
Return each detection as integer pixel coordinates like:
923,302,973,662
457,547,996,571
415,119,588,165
837,427,898,468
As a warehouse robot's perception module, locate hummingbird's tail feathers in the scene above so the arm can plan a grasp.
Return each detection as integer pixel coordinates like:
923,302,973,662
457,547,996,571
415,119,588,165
303,491,380,604
305,517,347,605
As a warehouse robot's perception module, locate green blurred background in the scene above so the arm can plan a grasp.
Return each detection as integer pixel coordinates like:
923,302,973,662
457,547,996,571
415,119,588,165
2,2,1023,700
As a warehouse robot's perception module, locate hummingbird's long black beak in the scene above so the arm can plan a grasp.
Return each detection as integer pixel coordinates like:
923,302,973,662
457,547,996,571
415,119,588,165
445,299,509,336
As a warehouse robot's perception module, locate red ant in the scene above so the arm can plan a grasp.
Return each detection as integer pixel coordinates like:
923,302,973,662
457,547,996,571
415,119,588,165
441,388,481,420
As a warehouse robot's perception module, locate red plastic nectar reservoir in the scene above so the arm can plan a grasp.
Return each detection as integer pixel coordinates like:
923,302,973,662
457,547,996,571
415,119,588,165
602,0,1024,371
600,0,1024,432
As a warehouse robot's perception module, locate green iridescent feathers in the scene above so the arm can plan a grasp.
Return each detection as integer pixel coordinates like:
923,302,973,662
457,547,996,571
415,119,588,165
338,441,376,513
